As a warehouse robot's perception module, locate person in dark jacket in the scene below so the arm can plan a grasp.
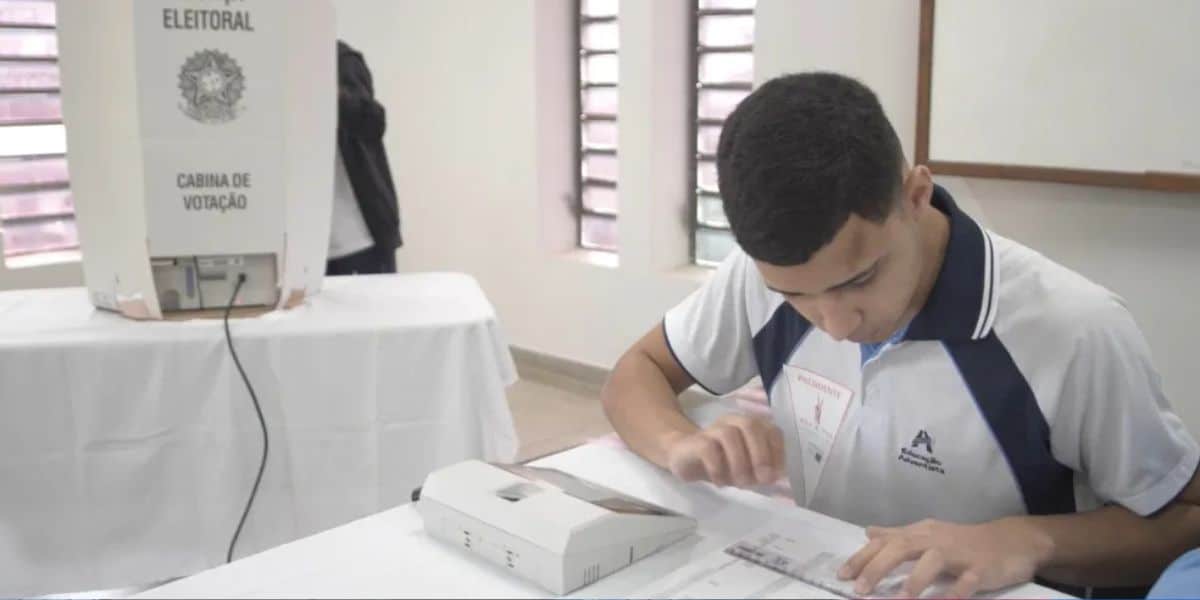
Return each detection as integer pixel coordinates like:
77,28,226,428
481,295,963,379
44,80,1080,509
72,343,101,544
327,40,402,275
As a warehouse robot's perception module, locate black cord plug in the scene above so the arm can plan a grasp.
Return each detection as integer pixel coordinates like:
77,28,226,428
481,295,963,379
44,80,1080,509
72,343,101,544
224,273,268,564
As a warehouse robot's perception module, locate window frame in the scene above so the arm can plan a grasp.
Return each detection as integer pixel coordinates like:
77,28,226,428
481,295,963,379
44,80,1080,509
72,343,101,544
688,2,756,267
574,0,620,253
0,0,78,263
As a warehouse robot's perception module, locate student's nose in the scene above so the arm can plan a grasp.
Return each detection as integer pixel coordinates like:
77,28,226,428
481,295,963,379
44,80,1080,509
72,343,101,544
813,296,862,342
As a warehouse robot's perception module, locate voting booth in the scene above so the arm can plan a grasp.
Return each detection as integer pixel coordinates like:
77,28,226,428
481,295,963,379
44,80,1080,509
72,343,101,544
56,0,335,319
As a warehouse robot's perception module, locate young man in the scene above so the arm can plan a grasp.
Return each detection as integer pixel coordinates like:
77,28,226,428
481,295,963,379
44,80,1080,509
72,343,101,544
601,72,1200,597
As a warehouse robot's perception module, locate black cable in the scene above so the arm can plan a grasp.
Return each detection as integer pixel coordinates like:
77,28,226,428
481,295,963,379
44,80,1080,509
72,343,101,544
224,273,268,564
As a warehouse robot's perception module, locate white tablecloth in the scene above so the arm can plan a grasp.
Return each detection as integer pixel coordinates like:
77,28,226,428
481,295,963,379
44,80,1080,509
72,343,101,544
134,444,1065,599
0,273,519,597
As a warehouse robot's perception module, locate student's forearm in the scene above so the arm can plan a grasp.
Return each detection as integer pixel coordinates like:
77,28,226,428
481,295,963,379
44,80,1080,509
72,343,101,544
600,349,699,468
1030,502,1200,587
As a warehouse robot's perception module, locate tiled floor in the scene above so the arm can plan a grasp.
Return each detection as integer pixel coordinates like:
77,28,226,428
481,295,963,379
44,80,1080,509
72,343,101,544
508,376,613,463
504,355,737,463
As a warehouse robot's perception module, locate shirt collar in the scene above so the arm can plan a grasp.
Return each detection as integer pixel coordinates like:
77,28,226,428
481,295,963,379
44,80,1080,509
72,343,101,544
902,185,999,342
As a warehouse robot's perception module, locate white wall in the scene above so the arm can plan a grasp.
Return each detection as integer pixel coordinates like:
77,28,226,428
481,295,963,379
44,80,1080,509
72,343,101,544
334,0,705,370
0,259,82,291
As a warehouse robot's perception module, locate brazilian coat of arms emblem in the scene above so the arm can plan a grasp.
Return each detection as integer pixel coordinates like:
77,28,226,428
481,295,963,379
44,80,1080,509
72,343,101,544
178,49,244,124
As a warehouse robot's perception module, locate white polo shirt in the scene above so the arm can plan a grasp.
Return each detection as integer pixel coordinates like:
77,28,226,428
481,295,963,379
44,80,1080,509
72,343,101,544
664,185,1199,528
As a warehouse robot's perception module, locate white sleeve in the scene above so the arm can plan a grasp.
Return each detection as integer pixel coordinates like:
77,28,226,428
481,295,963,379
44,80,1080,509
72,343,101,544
662,249,762,396
1051,300,1200,516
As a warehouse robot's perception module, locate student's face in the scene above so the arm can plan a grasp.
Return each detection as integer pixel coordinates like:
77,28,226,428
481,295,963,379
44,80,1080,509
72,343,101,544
754,167,935,344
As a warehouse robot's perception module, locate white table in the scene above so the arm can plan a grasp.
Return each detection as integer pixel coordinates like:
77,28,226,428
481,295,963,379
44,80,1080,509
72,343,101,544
134,444,1065,599
0,273,519,598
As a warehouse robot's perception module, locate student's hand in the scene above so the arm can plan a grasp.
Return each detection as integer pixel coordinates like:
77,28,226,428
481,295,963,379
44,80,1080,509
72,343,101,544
662,414,785,488
837,517,1052,598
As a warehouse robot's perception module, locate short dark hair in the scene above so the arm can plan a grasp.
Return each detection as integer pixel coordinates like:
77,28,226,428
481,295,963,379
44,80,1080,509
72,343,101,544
716,72,904,265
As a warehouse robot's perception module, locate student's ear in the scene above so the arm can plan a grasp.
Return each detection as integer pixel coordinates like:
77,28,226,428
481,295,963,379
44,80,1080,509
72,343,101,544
902,165,934,215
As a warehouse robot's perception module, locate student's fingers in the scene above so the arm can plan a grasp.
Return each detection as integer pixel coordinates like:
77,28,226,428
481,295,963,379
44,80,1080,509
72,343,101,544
766,422,785,478
668,435,721,484
902,548,948,599
853,537,924,596
865,525,898,539
668,449,706,483
710,424,755,487
716,415,785,484
694,435,732,486
947,570,981,599
726,416,778,484
743,431,777,484
839,536,886,581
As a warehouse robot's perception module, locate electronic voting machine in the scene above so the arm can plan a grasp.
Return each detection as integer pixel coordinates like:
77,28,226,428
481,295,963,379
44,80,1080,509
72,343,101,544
415,460,696,594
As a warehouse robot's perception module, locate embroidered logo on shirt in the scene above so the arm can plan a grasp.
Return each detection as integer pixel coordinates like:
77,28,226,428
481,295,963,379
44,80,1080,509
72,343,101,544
898,429,945,475
911,429,934,453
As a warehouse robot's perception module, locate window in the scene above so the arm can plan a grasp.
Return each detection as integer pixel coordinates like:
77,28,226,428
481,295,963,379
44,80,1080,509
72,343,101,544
576,0,618,252
690,0,755,266
0,0,76,265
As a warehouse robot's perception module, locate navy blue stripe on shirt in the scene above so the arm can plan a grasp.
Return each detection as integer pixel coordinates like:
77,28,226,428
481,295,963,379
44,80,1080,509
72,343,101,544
978,231,996,337
660,321,722,396
944,332,1076,515
904,185,989,342
752,303,811,398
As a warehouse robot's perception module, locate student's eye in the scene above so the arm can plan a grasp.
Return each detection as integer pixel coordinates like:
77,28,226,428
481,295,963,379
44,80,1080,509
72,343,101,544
850,271,876,288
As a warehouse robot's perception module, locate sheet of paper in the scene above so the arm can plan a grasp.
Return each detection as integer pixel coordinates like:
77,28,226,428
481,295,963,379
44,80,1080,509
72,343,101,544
632,514,950,599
